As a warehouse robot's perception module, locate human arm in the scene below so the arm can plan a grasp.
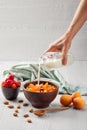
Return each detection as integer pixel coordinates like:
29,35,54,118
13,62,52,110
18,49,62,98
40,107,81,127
45,0,87,65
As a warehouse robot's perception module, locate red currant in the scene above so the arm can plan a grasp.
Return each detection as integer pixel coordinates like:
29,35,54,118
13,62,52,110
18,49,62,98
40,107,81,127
12,83,17,88
8,74,14,80
16,81,21,87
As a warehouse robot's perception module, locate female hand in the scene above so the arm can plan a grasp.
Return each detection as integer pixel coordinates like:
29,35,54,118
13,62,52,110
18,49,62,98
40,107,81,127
45,32,72,65
45,0,87,65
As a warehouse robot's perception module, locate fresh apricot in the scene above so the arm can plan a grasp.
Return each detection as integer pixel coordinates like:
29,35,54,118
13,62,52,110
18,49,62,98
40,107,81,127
60,94,72,107
72,92,81,102
73,97,85,109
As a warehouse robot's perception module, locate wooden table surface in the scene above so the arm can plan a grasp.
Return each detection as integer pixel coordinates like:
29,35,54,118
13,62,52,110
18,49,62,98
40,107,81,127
0,61,87,130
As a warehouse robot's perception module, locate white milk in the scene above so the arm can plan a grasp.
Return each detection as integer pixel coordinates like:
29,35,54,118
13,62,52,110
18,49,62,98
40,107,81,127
37,62,41,85
40,52,74,69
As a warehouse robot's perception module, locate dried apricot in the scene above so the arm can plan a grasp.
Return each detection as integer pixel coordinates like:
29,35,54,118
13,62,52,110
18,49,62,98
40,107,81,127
26,82,56,93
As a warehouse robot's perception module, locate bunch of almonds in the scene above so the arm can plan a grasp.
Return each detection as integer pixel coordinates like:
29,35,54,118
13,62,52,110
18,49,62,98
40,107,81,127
3,99,33,123
60,92,86,109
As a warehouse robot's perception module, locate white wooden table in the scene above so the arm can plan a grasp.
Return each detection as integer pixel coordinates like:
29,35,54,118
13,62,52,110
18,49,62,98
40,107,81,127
0,61,87,130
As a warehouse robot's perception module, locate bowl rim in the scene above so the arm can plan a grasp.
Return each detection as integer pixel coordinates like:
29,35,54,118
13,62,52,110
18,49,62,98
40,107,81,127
1,86,20,89
23,80,59,94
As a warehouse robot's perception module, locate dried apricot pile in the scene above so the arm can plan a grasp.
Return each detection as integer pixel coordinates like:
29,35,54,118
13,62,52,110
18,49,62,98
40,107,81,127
26,82,56,93
60,92,86,109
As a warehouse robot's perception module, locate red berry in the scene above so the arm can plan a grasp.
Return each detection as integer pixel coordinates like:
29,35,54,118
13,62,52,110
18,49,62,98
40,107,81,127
6,79,14,87
12,83,17,88
5,78,10,82
8,74,14,80
16,81,21,87
1,81,7,87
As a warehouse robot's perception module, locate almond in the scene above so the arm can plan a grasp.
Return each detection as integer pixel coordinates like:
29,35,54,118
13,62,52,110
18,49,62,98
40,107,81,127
18,99,24,103
8,105,14,109
23,114,29,118
23,103,29,107
16,104,21,109
26,119,32,123
3,101,9,105
29,109,33,113
13,113,18,117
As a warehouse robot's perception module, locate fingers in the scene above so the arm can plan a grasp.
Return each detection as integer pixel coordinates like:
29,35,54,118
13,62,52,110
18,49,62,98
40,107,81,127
62,44,69,65
62,54,68,65
44,44,63,54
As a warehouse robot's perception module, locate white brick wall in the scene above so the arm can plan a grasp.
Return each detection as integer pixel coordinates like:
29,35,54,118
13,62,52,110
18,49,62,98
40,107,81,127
0,0,87,61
